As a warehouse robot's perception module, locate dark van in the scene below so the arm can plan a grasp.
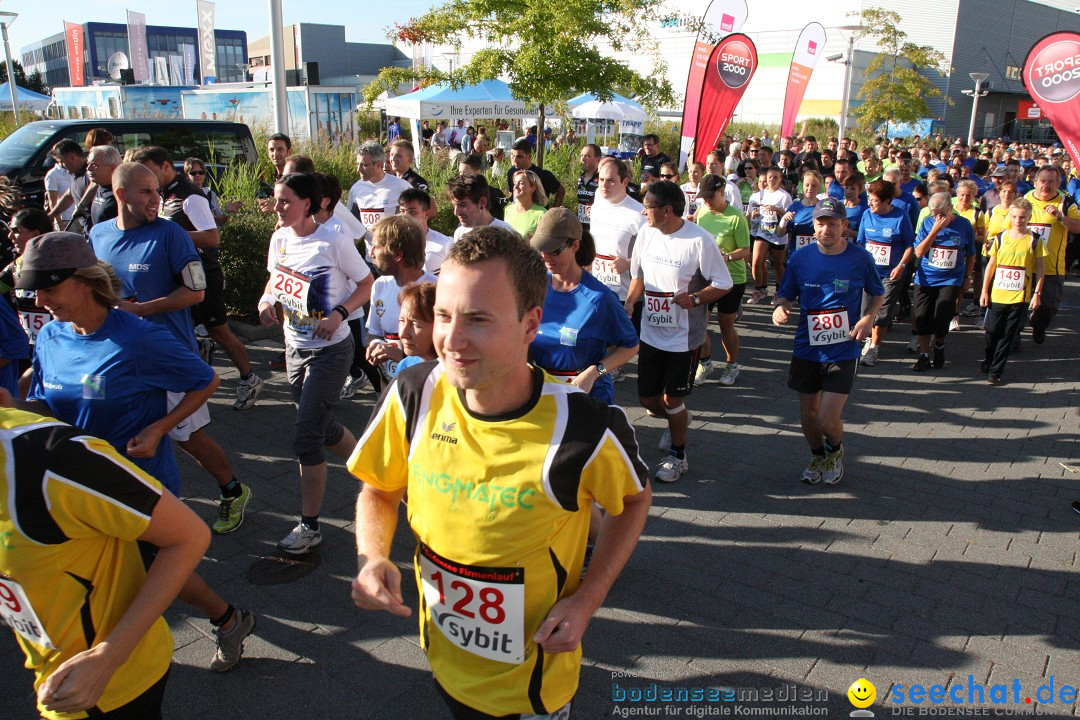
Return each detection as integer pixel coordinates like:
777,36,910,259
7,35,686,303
0,119,259,207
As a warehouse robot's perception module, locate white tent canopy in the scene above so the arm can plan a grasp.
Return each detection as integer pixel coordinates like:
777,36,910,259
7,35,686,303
567,92,647,123
384,80,552,160
0,83,50,113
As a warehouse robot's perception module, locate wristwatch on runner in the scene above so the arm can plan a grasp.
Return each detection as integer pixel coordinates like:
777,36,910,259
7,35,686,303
596,363,608,376
691,293,701,306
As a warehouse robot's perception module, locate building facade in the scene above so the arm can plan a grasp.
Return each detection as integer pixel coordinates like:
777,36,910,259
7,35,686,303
247,23,409,88
21,22,247,89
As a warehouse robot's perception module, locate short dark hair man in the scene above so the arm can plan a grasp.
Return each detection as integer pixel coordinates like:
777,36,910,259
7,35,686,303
507,140,564,207
349,226,651,719
639,134,670,184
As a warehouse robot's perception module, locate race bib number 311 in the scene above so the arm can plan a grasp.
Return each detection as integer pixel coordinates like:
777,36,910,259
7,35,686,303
419,542,525,664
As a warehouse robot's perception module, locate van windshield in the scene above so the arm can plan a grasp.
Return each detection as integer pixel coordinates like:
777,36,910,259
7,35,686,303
0,123,60,167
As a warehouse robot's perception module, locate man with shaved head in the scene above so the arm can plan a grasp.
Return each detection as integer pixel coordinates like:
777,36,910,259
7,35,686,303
89,162,254,537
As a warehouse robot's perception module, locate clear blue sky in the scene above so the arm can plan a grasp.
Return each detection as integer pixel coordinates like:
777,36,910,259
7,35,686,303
6,1,435,55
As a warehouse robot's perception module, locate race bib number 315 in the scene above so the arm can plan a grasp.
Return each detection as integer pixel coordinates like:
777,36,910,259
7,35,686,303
419,542,525,664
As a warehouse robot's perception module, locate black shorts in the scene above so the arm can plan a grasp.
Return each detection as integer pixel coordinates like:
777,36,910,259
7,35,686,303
712,283,746,315
435,680,573,720
637,342,699,399
787,356,858,395
190,263,228,328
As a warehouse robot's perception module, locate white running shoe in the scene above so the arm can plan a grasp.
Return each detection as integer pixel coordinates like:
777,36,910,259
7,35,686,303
694,358,715,384
949,317,960,332
609,367,626,383
907,335,920,353
277,522,322,554
654,454,689,483
860,345,879,366
340,374,370,399
719,363,740,386
233,373,264,411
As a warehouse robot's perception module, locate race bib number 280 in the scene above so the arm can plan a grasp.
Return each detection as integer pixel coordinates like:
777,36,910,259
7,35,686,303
419,542,525,664
808,307,850,346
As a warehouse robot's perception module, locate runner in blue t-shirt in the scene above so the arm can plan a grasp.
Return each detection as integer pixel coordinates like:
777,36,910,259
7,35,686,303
911,192,977,371
780,170,822,258
774,198,883,487
528,209,639,406
854,179,915,366
0,298,28,396
842,172,869,239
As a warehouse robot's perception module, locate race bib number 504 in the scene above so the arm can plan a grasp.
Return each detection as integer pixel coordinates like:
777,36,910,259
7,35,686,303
644,291,680,328
419,542,525,664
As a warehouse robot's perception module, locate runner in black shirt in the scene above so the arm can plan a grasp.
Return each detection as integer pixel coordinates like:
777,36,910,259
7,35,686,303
639,133,670,183
507,140,564,207
577,143,601,229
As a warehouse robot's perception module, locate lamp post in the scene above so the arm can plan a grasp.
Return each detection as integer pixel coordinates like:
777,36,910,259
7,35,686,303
0,12,19,125
829,25,866,146
965,72,990,147
268,0,288,134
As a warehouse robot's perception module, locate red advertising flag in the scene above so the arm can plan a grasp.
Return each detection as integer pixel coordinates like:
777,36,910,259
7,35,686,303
1017,100,1042,120
679,0,748,170
1023,32,1080,169
693,34,758,167
780,23,828,138
64,22,85,87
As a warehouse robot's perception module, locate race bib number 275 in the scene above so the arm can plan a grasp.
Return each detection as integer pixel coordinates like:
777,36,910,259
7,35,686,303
419,542,525,664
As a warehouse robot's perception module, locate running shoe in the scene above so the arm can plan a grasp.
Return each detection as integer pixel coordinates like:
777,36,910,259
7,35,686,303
609,367,626,383
718,363,740,386
653,454,689,483
736,307,744,322
277,522,322,554
913,354,931,372
233,373,264,411
932,343,946,369
210,608,256,673
973,314,985,330
907,336,920,353
212,483,253,534
821,447,845,485
194,323,209,338
960,302,981,317
949,317,960,332
746,289,766,305
988,375,1002,385
860,345,879,367
801,455,827,484
340,374,370,399
694,358,715,384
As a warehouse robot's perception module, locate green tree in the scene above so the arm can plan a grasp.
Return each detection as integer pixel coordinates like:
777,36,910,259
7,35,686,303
0,59,27,88
365,0,676,168
25,70,47,95
849,7,950,136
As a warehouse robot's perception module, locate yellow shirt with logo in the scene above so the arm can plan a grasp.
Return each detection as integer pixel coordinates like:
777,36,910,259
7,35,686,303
987,231,1046,305
1024,190,1080,275
347,363,647,717
0,409,169,720
985,205,1011,256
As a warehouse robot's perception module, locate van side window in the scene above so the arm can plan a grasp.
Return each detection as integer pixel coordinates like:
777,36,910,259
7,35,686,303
198,130,246,166
115,133,153,158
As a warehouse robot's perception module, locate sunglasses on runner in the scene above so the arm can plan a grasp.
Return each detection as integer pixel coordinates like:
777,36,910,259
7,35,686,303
543,239,574,256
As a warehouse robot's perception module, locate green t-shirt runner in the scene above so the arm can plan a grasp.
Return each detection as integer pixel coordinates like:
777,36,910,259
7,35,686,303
697,205,751,285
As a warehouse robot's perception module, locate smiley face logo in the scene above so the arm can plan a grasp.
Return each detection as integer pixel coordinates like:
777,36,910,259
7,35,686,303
848,678,876,708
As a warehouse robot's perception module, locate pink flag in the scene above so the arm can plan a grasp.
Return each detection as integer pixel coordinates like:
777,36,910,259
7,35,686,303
780,23,828,139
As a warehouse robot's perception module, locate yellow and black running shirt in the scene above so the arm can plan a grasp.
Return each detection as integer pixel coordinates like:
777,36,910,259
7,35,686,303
1024,190,1080,275
0,409,170,720
348,362,648,717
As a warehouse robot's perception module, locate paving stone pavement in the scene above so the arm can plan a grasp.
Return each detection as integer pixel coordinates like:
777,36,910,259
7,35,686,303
3,278,1079,719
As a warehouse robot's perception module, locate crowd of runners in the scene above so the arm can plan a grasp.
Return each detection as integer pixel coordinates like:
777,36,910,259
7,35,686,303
1,122,1077,720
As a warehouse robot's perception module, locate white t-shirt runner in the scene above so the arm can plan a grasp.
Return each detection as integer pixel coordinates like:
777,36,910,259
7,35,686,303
323,216,366,321
367,271,438,377
630,220,733,352
747,188,793,245
423,228,454,276
347,173,413,252
590,194,646,301
267,223,371,350
44,166,74,221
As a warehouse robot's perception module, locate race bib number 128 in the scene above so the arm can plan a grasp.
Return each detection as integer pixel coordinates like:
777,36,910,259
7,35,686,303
419,542,525,664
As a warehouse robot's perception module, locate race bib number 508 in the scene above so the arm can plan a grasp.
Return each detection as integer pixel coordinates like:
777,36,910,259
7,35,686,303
419,542,525,664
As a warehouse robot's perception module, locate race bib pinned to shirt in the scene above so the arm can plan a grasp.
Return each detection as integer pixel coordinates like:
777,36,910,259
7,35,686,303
795,235,815,250
18,311,50,343
808,307,850,346
0,575,57,650
866,241,892,266
993,265,1025,292
360,207,385,229
418,542,525,664
644,290,680,328
1029,223,1051,249
271,264,313,317
577,203,592,224
928,245,958,270
592,254,621,287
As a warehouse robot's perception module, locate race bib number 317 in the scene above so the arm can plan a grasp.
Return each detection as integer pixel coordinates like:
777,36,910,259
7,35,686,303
419,542,525,664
